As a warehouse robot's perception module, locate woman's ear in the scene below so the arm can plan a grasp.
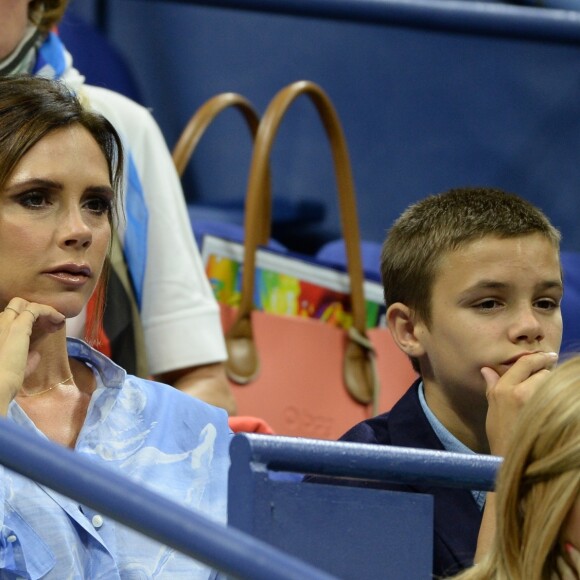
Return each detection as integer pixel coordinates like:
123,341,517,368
386,302,427,358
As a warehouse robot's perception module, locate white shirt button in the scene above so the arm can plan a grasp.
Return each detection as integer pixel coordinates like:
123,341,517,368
6,535,17,543
92,515,104,528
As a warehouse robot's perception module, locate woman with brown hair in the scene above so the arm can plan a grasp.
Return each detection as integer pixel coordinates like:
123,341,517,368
0,74,230,579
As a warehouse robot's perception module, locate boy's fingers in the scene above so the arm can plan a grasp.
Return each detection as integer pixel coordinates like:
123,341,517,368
484,352,557,456
481,367,500,392
486,352,558,402
501,351,558,385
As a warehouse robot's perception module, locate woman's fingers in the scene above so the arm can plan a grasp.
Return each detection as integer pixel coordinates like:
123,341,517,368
2,299,66,333
0,300,66,414
554,545,580,580
555,554,576,580
565,543,580,578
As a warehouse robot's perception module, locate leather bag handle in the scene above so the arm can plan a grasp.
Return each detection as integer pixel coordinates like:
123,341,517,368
226,80,379,406
172,92,271,245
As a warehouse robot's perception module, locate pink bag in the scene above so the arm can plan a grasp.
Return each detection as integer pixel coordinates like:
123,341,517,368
220,81,417,439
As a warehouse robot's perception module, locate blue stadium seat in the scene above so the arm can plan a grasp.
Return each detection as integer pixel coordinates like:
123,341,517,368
316,239,382,281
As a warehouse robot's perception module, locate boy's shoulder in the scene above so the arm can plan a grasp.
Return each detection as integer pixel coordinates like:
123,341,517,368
339,379,444,452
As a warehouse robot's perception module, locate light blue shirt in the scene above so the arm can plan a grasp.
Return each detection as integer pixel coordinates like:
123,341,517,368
0,339,232,579
418,382,486,510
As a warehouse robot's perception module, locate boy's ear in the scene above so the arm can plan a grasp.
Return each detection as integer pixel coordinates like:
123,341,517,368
386,302,427,358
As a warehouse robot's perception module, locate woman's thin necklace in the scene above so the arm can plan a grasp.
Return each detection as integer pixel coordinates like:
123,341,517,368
18,374,75,398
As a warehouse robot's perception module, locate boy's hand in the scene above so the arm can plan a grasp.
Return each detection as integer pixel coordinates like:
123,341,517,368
482,351,558,456
0,299,65,415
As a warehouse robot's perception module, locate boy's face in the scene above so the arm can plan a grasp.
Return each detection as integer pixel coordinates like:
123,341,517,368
414,233,562,403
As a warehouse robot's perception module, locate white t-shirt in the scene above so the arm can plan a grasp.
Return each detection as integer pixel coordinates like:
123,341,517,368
66,85,227,375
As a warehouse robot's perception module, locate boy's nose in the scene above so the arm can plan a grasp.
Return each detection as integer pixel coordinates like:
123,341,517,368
510,307,544,344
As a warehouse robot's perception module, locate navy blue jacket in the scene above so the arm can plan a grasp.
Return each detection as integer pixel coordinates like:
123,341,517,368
338,379,483,578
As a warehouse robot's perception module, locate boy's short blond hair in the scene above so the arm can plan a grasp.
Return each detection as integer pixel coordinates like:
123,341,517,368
30,0,69,34
381,187,561,369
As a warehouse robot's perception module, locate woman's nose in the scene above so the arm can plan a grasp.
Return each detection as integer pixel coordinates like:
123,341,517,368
60,209,92,249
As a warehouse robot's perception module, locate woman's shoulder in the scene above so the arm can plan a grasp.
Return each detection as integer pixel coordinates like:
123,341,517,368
122,374,230,427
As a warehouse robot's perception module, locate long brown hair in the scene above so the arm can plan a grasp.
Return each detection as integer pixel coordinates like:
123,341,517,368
0,75,124,342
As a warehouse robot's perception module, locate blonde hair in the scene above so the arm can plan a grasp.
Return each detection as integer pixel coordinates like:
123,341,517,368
454,355,580,580
29,1,69,34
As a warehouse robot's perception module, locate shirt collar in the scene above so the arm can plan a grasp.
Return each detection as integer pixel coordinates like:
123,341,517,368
417,381,474,456
65,337,126,389
418,381,486,510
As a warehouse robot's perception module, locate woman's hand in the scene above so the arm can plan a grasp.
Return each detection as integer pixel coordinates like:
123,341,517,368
0,299,65,415
553,543,580,579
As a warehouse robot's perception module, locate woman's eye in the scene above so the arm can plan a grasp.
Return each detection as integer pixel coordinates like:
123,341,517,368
18,192,48,208
84,197,112,215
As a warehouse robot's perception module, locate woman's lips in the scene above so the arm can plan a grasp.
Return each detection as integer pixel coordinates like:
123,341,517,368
44,270,91,287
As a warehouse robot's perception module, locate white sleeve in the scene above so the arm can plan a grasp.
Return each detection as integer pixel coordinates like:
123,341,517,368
83,86,227,374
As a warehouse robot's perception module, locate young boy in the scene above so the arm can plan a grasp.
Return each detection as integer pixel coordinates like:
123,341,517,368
340,187,562,577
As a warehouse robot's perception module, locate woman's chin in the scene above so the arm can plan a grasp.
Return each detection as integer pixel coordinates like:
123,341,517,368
48,301,85,320
63,307,86,320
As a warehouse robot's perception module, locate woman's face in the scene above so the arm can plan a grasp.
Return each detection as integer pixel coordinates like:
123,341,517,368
0,1,31,60
0,124,113,318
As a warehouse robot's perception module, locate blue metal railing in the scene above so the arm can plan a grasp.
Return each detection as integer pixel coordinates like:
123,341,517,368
143,0,580,44
0,422,501,578
0,418,335,580
231,433,502,490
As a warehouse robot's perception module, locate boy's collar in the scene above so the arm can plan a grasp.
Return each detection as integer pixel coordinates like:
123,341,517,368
417,381,475,456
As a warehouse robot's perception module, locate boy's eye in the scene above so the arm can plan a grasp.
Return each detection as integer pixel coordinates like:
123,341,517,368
534,298,559,310
474,299,502,311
